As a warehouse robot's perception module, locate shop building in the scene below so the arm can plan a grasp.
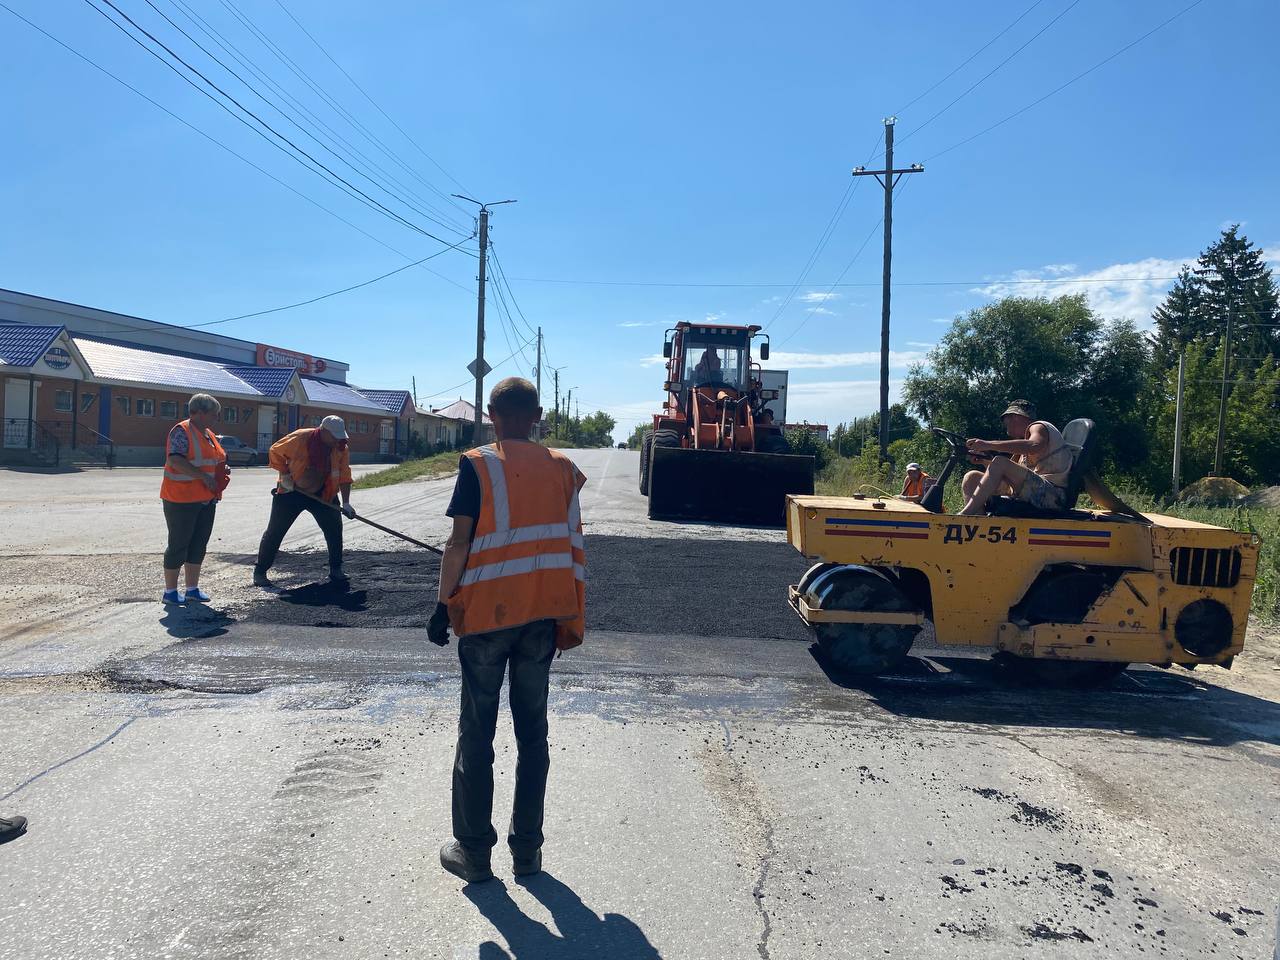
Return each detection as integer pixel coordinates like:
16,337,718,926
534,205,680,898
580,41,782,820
0,289,410,467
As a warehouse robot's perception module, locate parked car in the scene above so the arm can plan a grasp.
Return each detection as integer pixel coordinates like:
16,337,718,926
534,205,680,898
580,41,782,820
217,435,260,466
617,442,627,449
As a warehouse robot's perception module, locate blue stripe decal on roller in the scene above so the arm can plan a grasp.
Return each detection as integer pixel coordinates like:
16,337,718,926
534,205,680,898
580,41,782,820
1028,528,1111,538
826,518,932,529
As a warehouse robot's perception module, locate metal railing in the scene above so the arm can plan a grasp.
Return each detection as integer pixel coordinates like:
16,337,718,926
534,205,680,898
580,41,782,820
30,419,115,468
2,418,62,466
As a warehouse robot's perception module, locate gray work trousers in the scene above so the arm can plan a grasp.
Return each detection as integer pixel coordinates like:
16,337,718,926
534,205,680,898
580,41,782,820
452,619,556,862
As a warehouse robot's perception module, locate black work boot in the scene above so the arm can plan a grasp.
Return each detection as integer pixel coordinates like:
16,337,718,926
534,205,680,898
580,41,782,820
252,568,274,589
440,841,493,884
512,849,542,877
0,815,28,844
328,565,348,584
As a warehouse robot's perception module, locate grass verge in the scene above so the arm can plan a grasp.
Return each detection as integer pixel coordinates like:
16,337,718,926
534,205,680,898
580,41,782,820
352,452,457,490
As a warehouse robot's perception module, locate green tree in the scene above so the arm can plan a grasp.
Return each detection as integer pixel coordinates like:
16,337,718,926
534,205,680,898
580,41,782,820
831,405,920,458
624,422,650,449
902,295,1149,474
575,411,617,447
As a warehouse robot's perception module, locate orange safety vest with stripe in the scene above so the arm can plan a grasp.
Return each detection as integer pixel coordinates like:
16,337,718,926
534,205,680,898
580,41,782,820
268,428,353,502
447,441,587,650
902,471,931,499
160,420,227,503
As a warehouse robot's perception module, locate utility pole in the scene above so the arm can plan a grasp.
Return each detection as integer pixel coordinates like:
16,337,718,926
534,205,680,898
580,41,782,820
553,369,560,439
1172,347,1186,496
452,195,516,446
535,326,543,438
852,117,923,459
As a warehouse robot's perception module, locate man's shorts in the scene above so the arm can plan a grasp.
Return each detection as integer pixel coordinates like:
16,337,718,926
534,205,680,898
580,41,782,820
1012,466,1067,510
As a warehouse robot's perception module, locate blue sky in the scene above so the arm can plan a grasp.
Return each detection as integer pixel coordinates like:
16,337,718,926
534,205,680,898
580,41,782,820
3,0,1277,439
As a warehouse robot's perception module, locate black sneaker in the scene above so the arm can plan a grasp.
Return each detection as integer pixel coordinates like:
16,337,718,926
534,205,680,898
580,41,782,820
513,849,542,877
0,815,28,845
439,841,493,884
252,569,274,589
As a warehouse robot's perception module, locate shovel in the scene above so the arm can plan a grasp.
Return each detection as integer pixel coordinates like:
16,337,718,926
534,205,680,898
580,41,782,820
293,487,444,555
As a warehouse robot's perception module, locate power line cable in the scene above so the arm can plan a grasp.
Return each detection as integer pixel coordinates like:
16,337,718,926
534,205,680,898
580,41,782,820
160,0,471,236
764,130,885,332
139,0,470,238
488,246,539,341
923,0,1207,162
897,0,1083,146
85,0,460,246
2,1,474,294
270,0,472,198
894,0,1049,115
417,337,535,404
220,0,468,216
195,238,472,328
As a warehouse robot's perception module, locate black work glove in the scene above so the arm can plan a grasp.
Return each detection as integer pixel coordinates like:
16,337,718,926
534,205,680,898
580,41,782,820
427,601,452,647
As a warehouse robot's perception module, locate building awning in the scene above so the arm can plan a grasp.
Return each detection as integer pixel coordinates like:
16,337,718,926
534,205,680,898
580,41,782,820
300,376,392,415
73,336,264,398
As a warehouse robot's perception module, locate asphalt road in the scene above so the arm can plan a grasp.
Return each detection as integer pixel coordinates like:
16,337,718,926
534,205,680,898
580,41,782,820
1,449,1278,959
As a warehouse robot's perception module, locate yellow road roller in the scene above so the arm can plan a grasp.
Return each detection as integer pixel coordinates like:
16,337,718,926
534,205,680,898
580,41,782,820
786,425,1261,684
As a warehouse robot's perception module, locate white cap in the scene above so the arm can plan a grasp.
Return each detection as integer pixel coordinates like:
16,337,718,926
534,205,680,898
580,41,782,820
906,462,921,471
319,415,348,440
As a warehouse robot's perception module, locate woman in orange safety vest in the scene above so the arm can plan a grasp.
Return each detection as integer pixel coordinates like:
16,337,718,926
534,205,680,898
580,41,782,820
160,393,229,604
428,377,586,884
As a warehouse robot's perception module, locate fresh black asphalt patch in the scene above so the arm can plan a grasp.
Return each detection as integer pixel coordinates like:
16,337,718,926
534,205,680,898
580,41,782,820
240,535,814,642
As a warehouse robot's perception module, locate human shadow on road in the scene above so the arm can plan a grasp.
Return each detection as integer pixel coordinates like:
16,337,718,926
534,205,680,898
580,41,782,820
158,605,231,640
463,873,661,959
811,645,1280,747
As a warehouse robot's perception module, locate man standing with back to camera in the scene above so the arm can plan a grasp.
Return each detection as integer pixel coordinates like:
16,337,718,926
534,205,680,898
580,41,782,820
428,377,587,883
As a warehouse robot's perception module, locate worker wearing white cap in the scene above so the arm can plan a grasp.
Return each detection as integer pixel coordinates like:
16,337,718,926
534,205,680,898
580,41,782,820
899,461,931,502
253,415,356,587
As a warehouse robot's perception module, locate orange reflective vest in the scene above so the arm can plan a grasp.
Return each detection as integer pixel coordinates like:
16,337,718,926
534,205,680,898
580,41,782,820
447,441,587,650
268,428,352,502
902,472,931,499
160,420,227,504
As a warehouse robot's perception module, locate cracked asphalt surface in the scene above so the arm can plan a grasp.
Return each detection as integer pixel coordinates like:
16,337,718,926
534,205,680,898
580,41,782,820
2,448,1279,959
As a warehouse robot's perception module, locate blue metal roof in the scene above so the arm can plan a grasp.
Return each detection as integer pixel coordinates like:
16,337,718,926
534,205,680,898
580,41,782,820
0,323,64,367
357,389,411,414
300,376,388,412
224,366,296,398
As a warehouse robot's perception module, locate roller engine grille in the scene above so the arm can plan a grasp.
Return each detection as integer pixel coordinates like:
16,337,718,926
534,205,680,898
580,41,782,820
1170,547,1241,588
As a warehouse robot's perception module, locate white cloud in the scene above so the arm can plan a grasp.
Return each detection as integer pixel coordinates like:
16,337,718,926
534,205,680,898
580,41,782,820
809,306,836,316
929,316,955,324
616,320,662,328
640,354,667,367
786,378,906,424
972,257,1193,324
771,349,927,369
905,340,935,348
705,312,726,322
798,291,840,303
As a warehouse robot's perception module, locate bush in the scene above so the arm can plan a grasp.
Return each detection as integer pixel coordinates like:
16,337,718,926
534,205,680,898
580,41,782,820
786,428,834,472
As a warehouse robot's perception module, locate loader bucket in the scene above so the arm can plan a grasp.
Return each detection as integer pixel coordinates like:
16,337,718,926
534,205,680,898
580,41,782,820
647,445,815,526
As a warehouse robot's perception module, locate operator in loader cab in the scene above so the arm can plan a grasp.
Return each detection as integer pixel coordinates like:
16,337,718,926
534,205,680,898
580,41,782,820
691,348,722,383
957,400,1073,516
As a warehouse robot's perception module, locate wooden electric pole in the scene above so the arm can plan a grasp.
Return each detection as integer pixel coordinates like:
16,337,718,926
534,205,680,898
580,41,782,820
535,326,543,438
453,195,516,446
852,117,923,459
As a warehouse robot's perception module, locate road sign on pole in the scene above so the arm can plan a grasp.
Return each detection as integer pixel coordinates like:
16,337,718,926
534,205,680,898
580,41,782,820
467,358,492,379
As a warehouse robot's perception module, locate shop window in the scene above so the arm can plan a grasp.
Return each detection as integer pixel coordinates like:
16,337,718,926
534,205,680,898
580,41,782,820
160,400,179,420
54,390,73,413
137,398,155,417
80,393,96,414
223,407,239,424
115,396,131,417
242,408,253,424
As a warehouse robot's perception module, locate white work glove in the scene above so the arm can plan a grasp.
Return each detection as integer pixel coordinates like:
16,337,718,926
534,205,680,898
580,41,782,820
279,474,295,493
342,502,357,519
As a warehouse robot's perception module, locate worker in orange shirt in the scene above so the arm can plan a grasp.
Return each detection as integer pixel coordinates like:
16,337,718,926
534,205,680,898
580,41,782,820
252,415,355,587
899,462,932,502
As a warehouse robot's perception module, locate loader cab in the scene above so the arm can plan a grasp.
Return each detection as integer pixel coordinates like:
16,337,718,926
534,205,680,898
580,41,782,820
667,323,763,394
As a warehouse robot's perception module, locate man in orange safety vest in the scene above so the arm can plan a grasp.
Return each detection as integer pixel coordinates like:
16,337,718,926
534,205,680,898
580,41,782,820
429,377,586,884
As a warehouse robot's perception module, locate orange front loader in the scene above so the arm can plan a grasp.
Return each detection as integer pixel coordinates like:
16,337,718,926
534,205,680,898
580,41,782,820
637,322,814,526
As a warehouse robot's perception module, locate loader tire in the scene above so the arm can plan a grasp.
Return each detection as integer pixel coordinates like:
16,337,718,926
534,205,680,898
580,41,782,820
638,431,653,495
645,429,682,520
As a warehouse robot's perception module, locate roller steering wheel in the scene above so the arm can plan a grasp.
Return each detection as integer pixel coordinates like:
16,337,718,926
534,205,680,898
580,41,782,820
931,426,968,452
